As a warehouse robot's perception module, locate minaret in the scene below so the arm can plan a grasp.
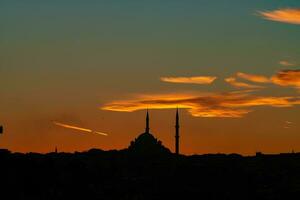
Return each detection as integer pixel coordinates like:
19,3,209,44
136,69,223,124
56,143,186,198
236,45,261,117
175,108,180,155
145,109,150,133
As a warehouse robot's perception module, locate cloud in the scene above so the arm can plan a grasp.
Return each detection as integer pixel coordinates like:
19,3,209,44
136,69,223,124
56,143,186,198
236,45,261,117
225,77,264,89
101,91,300,118
228,70,300,90
279,60,295,67
101,93,196,112
258,8,300,25
271,70,300,88
236,72,271,83
160,76,216,85
161,71,300,90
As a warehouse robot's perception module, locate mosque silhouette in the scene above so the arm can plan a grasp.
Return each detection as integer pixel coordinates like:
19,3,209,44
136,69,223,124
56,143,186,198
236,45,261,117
127,109,180,156
1,110,300,199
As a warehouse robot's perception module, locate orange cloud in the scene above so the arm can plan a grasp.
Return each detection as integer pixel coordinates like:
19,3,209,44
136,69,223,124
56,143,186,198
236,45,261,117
225,77,264,89
101,92,300,118
271,70,300,88
222,96,300,108
258,8,300,25
236,72,270,83
231,70,300,90
160,76,216,84
101,93,196,112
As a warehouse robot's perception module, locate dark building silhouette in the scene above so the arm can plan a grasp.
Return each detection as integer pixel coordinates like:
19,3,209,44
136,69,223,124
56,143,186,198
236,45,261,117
175,108,180,155
128,110,171,155
0,126,3,134
1,112,300,199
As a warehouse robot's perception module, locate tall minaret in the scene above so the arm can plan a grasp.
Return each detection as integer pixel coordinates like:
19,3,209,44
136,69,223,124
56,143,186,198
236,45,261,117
145,109,150,133
175,108,180,155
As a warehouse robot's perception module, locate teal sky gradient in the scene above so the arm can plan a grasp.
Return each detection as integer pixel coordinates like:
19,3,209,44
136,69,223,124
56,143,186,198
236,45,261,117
1,1,300,154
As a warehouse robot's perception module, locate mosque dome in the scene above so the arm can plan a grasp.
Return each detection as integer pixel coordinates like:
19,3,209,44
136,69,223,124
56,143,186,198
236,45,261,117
127,110,171,156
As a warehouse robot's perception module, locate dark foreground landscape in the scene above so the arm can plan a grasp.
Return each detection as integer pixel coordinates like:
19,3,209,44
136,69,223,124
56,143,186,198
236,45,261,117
1,149,300,200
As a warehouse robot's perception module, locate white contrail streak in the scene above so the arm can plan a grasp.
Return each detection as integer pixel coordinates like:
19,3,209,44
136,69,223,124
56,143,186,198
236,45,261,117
53,121,108,136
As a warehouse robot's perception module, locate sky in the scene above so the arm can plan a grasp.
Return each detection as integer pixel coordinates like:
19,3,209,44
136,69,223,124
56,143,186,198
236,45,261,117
1,0,300,155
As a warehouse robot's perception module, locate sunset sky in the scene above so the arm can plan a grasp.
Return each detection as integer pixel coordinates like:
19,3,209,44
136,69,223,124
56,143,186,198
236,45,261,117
1,1,300,155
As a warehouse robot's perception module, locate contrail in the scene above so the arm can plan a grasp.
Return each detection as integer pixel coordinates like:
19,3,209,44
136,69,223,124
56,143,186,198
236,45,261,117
53,121,108,136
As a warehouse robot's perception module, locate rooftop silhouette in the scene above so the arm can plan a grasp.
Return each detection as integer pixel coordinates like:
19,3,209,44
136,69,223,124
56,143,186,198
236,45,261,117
0,112,300,199
0,148,300,199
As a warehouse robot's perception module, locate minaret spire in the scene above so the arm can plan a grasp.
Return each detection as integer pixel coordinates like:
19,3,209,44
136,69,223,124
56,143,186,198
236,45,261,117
175,107,180,155
145,109,150,133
